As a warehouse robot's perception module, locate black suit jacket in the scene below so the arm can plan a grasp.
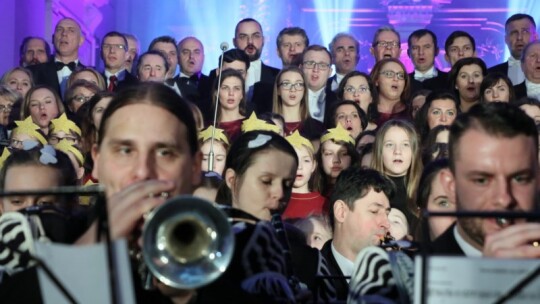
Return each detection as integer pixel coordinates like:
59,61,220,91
172,73,213,120
260,62,280,84
320,240,349,301
488,61,509,76
513,81,527,100
409,69,449,94
428,224,465,256
29,60,85,97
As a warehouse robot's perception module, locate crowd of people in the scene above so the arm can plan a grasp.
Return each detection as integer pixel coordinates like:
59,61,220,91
0,12,539,303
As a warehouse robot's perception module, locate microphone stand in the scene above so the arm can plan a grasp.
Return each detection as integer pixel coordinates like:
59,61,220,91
208,43,229,172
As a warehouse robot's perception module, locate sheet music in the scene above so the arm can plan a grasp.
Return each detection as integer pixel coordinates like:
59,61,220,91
35,239,135,304
414,256,540,304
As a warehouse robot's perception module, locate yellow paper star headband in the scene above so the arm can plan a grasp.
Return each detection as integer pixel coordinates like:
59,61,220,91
241,112,281,134
320,124,355,145
0,147,11,170
50,113,81,136
286,130,314,153
12,116,48,145
198,126,230,145
54,139,84,166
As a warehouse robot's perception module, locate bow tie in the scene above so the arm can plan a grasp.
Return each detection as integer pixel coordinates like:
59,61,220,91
179,74,200,85
508,56,520,67
55,61,77,72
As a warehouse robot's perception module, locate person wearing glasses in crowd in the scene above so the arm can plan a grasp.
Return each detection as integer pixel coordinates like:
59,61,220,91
300,45,337,123
100,31,138,92
63,80,100,122
370,58,412,125
370,25,402,62
272,66,324,138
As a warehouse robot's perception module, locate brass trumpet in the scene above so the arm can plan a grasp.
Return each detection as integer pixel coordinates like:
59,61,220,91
141,195,235,289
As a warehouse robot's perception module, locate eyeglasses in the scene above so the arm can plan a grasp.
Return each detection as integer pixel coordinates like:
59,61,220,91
102,44,126,51
302,61,331,70
48,135,78,145
344,85,369,94
376,41,400,49
380,70,406,80
279,82,305,90
72,95,92,103
0,104,13,113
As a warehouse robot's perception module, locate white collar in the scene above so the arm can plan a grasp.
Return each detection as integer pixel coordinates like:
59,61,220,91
54,58,79,64
335,73,345,84
525,79,540,88
104,69,125,80
508,56,521,67
414,66,436,78
453,225,482,257
250,59,262,70
309,87,325,97
331,242,354,280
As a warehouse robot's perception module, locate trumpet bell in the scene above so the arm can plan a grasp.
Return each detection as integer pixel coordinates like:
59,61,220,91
142,195,234,289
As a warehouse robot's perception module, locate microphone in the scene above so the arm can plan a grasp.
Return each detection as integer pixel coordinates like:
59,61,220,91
208,42,229,172
220,42,229,51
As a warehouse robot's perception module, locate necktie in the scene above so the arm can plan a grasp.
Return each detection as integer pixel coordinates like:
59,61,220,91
55,61,76,72
108,75,117,92
180,74,199,87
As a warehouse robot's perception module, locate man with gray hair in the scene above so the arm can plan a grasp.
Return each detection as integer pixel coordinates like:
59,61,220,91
513,40,540,100
328,32,359,91
370,25,401,62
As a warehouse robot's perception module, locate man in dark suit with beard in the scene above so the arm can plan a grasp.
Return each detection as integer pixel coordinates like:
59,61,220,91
29,18,86,96
433,102,540,258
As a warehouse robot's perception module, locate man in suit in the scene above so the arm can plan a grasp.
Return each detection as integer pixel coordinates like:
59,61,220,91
136,51,169,83
488,14,537,85
513,40,540,100
301,45,336,123
172,37,210,109
321,167,393,301
434,102,540,258
370,25,401,63
233,18,280,102
19,36,51,67
29,17,85,96
276,26,309,68
327,33,359,91
407,29,448,93
100,31,138,92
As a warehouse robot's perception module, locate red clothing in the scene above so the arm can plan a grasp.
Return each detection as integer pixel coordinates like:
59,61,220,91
283,191,327,219
284,121,302,136
217,119,244,143
376,108,411,126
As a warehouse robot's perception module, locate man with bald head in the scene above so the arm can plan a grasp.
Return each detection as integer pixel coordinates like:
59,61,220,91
513,40,540,101
29,17,86,96
171,36,211,109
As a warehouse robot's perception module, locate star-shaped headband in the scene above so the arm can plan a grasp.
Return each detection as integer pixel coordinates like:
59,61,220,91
198,126,230,145
241,112,281,134
54,139,84,166
286,130,314,153
0,147,11,170
12,116,48,145
320,124,355,145
50,113,81,136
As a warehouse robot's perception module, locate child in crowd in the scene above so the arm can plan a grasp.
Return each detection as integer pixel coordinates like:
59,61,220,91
313,124,358,197
20,86,64,136
371,119,422,232
198,125,229,177
211,69,247,143
283,130,326,219
9,116,48,150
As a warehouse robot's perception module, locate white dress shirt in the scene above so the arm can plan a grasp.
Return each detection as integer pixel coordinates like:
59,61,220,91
331,242,354,282
414,66,437,82
507,56,525,85
308,87,325,122
454,225,482,257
